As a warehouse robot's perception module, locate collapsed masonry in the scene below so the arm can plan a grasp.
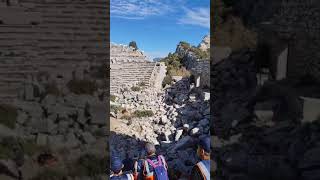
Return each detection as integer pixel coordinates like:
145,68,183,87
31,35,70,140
0,1,108,179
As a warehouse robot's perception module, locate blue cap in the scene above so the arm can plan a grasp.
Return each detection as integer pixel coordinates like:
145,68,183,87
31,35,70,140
198,136,211,153
111,155,123,173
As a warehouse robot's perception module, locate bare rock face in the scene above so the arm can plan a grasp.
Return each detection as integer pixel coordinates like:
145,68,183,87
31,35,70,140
198,35,210,51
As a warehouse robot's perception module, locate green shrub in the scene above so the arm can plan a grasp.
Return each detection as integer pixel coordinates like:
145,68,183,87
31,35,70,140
131,86,141,91
133,110,154,118
120,115,132,120
0,104,17,129
67,79,97,95
110,105,123,114
138,82,146,87
168,67,190,77
162,75,173,87
129,41,138,50
179,41,191,49
190,47,210,59
110,95,117,102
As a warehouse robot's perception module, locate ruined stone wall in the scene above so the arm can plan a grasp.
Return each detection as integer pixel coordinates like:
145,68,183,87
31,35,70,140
257,0,320,82
149,62,166,89
191,60,210,88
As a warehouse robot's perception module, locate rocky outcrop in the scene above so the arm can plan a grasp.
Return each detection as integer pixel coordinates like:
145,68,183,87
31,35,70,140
198,35,210,51
175,35,210,69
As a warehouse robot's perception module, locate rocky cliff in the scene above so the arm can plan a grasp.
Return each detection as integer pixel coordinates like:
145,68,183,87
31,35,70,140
175,35,210,69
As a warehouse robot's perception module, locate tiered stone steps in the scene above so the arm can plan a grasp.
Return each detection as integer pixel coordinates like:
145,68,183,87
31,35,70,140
0,0,108,101
110,62,156,94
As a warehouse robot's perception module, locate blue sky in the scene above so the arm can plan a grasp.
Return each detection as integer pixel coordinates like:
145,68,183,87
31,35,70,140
110,0,210,59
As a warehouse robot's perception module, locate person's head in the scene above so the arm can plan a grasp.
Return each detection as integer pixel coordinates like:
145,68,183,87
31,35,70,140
145,142,156,156
197,136,210,160
111,155,124,174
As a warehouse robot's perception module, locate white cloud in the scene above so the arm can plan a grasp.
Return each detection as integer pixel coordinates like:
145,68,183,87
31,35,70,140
178,7,210,28
111,0,174,19
111,0,210,29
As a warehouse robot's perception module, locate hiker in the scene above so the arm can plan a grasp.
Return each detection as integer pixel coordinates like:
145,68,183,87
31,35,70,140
133,150,147,180
123,153,135,173
110,155,135,180
134,143,169,180
190,136,210,180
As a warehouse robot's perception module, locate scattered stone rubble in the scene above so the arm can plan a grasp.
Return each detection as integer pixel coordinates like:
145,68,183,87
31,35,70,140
212,49,320,180
110,78,210,176
0,64,107,179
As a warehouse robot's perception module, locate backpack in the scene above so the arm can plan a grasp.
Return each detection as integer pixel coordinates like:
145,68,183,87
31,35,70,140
196,161,210,180
143,155,169,180
110,173,134,180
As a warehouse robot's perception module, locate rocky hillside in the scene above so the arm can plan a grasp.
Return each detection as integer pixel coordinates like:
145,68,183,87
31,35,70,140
175,35,210,69
161,35,210,87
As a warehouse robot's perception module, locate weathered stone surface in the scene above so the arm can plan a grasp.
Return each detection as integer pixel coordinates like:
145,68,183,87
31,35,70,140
0,125,16,137
48,135,65,149
81,132,96,144
24,84,34,101
88,101,107,125
36,133,48,146
0,159,19,178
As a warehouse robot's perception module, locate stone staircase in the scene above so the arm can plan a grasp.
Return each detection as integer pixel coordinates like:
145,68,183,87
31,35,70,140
110,62,157,94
